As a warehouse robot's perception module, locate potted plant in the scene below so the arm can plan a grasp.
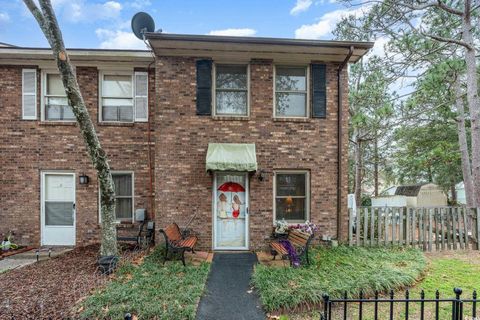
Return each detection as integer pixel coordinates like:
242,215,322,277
1,231,18,252
1,236,11,252
289,221,318,235
273,219,289,239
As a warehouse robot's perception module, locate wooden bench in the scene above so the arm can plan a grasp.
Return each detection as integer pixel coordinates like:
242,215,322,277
270,229,314,266
159,223,198,266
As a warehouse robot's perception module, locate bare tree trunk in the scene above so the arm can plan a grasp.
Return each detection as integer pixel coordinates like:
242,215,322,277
374,136,379,197
24,0,117,257
454,77,475,207
428,166,433,183
354,130,362,206
450,183,457,204
462,0,480,207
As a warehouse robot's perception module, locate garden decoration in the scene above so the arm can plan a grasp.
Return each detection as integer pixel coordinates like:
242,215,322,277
274,219,289,235
98,255,119,274
1,231,19,252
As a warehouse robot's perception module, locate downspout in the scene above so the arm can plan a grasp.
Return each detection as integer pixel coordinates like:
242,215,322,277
147,59,155,220
144,34,156,221
337,46,354,241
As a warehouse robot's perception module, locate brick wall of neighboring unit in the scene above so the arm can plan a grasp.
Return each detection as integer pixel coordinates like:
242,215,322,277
155,56,349,251
0,65,155,246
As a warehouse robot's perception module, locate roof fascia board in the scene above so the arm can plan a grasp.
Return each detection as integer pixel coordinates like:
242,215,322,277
145,33,374,49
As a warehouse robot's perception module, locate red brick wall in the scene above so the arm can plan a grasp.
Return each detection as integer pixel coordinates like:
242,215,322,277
0,55,349,251
155,56,349,250
0,65,155,246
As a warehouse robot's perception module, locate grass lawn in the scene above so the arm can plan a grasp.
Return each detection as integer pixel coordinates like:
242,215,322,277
253,246,426,313
259,248,480,320
392,250,480,319
78,248,210,320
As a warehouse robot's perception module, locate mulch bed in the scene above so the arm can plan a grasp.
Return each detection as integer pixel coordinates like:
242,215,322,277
0,244,110,319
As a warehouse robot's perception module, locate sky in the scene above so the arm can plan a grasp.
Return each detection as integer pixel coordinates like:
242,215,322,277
0,0,374,49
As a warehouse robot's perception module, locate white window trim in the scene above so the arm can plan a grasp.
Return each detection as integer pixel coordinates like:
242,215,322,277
40,70,75,122
212,63,250,117
273,170,310,224
98,70,135,123
273,65,310,119
22,68,37,120
98,171,135,223
134,71,149,122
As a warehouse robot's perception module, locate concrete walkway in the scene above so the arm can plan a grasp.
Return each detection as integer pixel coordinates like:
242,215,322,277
0,247,72,273
196,253,265,320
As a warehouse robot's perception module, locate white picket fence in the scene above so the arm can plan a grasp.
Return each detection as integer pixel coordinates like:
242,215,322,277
348,207,480,251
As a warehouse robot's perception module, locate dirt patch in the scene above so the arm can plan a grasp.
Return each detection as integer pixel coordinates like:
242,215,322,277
0,245,121,319
256,251,290,267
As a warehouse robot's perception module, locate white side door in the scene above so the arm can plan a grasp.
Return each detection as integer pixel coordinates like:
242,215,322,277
41,172,76,246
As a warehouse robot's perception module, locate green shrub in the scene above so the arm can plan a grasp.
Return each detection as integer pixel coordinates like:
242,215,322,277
252,246,426,312
80,247,210,320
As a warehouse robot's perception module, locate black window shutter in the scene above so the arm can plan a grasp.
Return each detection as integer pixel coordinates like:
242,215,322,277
196,60,212,115
311,64,327,118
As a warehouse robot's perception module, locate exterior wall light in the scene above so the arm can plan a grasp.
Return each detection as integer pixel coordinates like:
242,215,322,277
79,173,89,185
257,169,266,181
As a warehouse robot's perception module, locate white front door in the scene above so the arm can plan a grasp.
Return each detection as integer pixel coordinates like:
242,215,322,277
41,172,76,246
213,172,249,250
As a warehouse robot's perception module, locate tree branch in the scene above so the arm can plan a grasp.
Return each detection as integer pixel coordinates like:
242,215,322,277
401,1,463,16
422,32,474,50
23,0,49,35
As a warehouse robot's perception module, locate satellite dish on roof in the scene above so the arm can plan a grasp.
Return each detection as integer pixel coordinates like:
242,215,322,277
131,12,155,40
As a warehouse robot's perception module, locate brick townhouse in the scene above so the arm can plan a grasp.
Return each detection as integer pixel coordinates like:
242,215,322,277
0,35,373,250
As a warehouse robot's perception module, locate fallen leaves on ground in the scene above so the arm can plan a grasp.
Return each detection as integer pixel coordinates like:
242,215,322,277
0,245,107,319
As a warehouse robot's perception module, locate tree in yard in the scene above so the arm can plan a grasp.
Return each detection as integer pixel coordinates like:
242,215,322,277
339,0,480,205
384,53,473,204
23,0,118,257
334,19,396,205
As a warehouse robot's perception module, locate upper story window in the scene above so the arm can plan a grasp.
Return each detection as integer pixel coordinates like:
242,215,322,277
100,73,134,122
22,69,37,120
274,171,310,223
99,71,149,123
43,72,75,121
274,66,308,118
214,64,249,116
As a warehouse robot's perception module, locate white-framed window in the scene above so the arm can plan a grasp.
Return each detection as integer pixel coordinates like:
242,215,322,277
134,72,148,121
98,172,135,222
41,71,75,121
22,69,37,120
213,64,249,116
274,66,309,118
273,170,310,223
99,71,148,123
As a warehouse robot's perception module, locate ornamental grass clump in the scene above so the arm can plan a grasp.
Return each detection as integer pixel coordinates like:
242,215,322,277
79,247,210,320
252,245,426,312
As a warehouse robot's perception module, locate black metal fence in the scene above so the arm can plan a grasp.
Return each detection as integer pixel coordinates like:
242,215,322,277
321,288,477,320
